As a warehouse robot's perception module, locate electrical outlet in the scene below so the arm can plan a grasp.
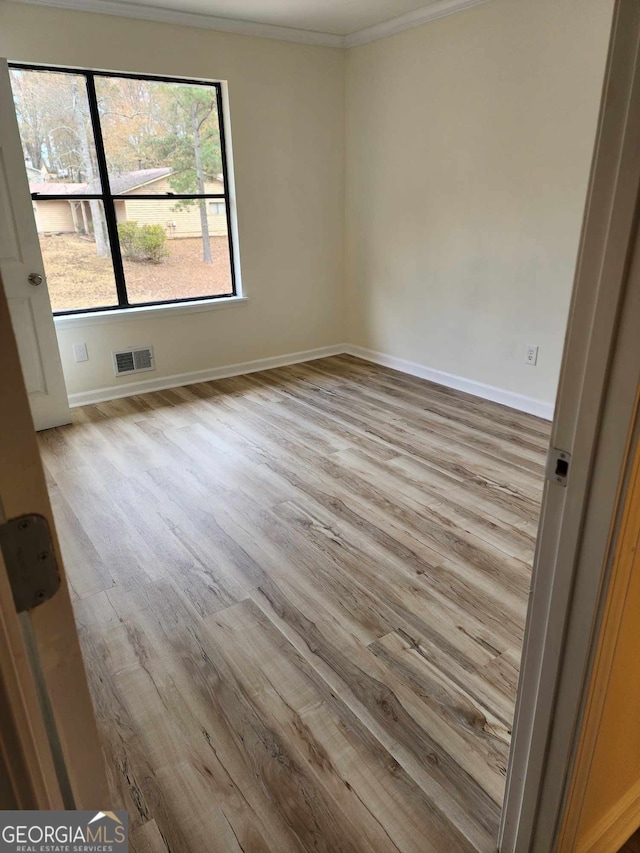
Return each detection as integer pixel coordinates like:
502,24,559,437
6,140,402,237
525,345,539,366
73,342,89,363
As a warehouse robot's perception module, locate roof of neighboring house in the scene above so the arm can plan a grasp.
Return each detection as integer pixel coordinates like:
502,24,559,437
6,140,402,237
30,181,88,195
30,167,174,196
110,167,172,194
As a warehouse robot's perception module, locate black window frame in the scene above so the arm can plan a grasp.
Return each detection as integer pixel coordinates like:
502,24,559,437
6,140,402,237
9,63,238,316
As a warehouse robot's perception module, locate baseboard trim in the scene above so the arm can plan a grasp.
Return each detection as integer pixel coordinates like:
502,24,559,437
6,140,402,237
344,345,555,420
67,341,555,419
66,344,346,407
577,777,640,853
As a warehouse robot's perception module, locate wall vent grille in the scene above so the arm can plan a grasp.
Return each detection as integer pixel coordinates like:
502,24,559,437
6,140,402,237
113,346,155,377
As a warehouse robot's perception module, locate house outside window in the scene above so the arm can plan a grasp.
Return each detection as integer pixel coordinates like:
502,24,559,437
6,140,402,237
9,65,237,314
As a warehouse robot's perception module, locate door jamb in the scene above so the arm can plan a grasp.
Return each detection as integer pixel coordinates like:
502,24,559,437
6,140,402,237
499,2,640,849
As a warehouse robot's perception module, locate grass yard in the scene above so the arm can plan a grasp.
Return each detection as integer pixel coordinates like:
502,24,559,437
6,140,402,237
39,233,233,312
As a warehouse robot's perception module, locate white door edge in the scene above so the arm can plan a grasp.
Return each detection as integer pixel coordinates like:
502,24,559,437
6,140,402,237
0,59,70,431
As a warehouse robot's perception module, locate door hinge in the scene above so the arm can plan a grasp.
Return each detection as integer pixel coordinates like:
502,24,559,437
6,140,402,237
0,514,60,612
546,447,572,487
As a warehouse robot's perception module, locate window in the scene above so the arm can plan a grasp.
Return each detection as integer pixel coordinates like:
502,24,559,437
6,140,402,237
9,65,237,315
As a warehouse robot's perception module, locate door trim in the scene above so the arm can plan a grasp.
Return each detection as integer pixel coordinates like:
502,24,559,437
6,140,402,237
500,2,640,848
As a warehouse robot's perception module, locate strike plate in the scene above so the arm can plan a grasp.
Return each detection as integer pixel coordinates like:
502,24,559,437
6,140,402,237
0,514,60,612
546,447,572,487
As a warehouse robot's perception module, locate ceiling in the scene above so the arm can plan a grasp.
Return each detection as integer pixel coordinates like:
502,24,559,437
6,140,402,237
15,0,488,46
118,0,438,36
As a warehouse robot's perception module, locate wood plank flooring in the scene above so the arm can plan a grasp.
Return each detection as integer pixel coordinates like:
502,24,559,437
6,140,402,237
38,355,551,853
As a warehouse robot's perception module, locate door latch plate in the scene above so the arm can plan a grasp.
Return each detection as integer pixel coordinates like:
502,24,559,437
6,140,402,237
546,448,572,487
0,514,60,612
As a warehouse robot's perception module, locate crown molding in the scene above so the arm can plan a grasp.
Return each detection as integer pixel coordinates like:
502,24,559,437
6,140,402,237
343,0,492,47
5,0,345,46
6,0,492,48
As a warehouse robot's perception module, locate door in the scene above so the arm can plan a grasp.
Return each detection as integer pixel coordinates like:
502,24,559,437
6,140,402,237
0,58,70,431
558,431,640,851
0,272,107,807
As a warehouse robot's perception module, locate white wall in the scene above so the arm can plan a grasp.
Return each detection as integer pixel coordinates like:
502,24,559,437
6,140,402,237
345,0,614,408
0,1,346,398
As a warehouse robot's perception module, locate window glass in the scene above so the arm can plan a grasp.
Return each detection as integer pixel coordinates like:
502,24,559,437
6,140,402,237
95,76,225,194
9,68,102,195
9,66,236,314
119,200,232,304
35,200,119,311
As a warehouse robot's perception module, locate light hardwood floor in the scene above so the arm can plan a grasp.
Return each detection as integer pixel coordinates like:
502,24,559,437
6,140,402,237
38,355,551,853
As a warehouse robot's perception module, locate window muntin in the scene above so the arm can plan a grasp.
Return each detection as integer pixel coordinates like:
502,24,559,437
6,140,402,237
9,65,236,314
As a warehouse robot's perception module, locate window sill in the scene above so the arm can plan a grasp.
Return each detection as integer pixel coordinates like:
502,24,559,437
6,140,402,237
53,295,248,328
